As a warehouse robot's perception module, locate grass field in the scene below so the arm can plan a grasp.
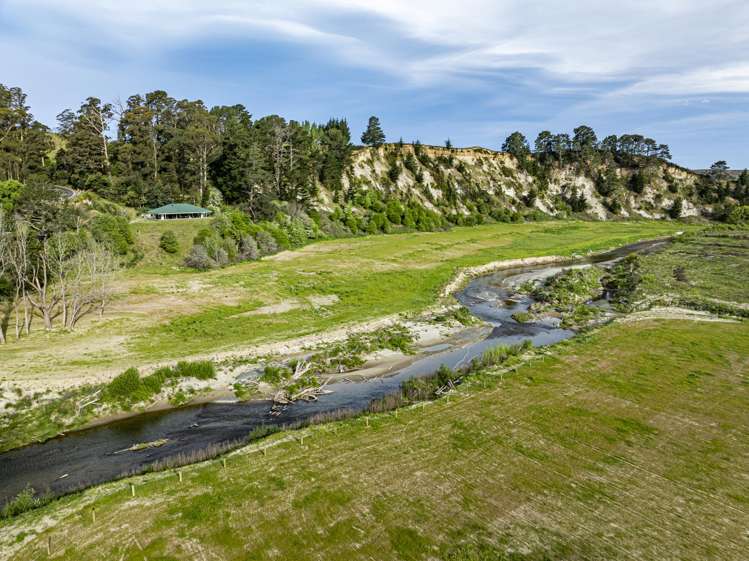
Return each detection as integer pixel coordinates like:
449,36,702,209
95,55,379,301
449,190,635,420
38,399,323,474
638,230,749,306
0,220,693,387
2,318,747,560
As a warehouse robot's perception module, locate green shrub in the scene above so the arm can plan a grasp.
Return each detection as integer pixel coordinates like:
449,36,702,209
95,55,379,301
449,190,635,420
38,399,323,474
159,230,179,254
727,205,749,224
90,214,133,255
1,486,51,520
259,365,293,385
105,367,142,402
173,360,215,380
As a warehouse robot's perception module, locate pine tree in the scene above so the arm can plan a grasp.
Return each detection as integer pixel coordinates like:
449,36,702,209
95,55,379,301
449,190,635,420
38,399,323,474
361,116,385,147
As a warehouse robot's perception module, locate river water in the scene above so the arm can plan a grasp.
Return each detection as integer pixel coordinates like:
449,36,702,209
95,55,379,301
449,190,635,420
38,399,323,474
0,239,668,504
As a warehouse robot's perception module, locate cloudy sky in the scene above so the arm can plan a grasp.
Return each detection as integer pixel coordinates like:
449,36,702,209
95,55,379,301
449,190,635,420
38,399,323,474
2,0,747,168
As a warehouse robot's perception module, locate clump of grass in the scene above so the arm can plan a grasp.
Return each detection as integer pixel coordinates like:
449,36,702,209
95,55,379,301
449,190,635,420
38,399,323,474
103,361,217,407
533,266,603,308
1,486,52,520
248,425,281,441
602,254,642,311
173,361,216,380
511,311,532,323
434,307,477,326
259,365,293,385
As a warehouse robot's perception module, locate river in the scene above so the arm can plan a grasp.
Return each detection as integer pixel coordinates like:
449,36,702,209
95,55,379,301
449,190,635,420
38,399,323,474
0,239,668,505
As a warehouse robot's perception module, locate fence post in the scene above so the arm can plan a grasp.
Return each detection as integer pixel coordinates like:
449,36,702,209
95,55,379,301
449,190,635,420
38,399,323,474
178,470,183,483
91,508,96,524
130,484,135,497
47,536,51,556
222,458,227,470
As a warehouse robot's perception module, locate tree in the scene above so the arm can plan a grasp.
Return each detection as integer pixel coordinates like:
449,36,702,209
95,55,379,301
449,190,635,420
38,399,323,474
551,133,571,162
445,138,452,149
709,160,729,182
668,197,683,219
600,135,618,153
534,131,553,156
361,116,385,147
0,179,23,211
572,125,598,152
174,99,220,205
0,84,52,182
320,118,352,192
502,132,530,159
56,97,114,188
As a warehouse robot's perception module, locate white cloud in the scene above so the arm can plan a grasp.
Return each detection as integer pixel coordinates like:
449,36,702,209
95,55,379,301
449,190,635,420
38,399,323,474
5,0,748,96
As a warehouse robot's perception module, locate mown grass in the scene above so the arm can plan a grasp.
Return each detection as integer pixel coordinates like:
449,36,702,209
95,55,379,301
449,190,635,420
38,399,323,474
2,318,746,560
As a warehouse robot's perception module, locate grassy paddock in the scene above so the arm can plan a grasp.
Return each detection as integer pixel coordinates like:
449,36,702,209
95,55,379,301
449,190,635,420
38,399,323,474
1,319,746,560
0,220,692,384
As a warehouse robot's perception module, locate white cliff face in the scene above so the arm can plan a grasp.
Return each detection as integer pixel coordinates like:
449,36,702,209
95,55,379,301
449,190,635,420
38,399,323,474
337,144,704,221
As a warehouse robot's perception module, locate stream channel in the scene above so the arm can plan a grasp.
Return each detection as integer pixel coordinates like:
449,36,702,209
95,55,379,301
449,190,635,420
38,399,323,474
0,239,668,504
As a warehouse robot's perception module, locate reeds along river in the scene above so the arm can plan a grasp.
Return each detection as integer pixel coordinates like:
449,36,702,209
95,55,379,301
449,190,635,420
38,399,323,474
0,239,669,505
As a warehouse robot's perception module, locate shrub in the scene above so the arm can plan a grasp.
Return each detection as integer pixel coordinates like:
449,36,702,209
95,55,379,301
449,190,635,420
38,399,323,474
184,244,215,270
239,235,259,261
90,214,133,255
255,230,279,256
173,360,216,380
668,197,683,219
159,230,179,254
105,367,142,402
1,486,51,519
727,205,749,224
259,365,293,385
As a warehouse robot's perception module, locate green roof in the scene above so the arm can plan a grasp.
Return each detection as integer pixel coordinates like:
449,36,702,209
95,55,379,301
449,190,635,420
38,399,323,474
148,203,211,215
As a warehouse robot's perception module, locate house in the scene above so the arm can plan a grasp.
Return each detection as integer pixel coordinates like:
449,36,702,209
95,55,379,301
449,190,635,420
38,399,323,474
146,203,212,220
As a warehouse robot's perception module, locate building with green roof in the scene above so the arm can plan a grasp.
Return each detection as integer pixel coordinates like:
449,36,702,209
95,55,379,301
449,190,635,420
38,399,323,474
146,203,212,220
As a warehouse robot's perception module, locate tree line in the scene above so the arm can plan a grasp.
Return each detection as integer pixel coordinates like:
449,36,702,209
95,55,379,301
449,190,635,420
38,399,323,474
1,83,359,217
501,125,672,162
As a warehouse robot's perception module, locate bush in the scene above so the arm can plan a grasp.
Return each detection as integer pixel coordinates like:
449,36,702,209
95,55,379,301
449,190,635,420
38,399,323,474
105,367,142,402
727,205,749,224
159,230,179,254
184,244,214,270
173,360,216,380
668,197,683,219
90,214,133,255
1,486,51,519
239,235,259,261
255,230,279,256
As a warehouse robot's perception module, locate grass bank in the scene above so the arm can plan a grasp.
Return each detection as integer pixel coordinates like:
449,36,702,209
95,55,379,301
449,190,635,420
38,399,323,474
2,318,747,560
0,220,694,388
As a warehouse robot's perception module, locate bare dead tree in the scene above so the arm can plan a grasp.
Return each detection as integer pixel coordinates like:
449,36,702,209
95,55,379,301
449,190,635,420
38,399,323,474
26,236,61,330
63,242,118,329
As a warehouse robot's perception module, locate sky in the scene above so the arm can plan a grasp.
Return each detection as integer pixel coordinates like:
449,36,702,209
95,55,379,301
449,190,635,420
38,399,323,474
1,0,748,169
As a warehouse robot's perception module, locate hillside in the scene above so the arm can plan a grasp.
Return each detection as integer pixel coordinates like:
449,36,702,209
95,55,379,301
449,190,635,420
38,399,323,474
323,144,705,222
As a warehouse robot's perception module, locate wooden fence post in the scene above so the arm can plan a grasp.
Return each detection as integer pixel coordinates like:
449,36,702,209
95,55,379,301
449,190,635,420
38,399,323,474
130,484,135,497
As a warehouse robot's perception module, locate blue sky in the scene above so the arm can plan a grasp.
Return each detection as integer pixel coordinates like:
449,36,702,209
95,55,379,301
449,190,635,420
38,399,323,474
1,0,748,168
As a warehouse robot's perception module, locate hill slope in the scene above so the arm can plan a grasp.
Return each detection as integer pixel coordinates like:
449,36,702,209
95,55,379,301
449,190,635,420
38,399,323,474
322,145,705,221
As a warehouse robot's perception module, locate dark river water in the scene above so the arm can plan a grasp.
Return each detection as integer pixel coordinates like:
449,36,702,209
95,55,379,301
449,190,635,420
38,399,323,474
0,239,668,504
